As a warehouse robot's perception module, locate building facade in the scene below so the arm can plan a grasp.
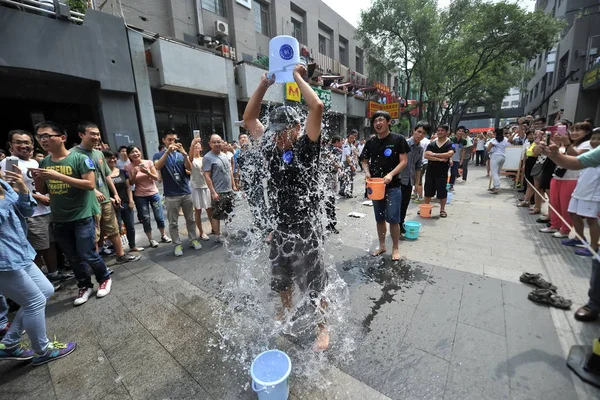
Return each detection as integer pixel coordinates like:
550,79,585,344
1,0,388,155
523,0,600,124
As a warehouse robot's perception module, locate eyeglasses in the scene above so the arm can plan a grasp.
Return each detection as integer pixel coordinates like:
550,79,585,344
12,140,33,146
35,134,62,141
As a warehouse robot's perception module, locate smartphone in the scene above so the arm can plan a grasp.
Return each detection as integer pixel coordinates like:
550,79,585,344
557,125,567,135
546,126,557,133
3,157,19,184
545,132,551,145
193,130,200,139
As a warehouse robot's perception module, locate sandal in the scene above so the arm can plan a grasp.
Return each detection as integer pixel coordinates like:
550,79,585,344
371,248,386,257
527,288,572,309
440,211,447,218
528,208,541,215
519,273,557,291
517,201,530,207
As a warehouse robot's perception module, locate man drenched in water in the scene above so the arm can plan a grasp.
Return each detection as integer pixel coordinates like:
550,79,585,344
243,64,329,351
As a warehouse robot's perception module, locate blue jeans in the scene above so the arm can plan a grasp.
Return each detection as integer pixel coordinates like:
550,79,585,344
449,161,460,185
372,186,402,224
116,203,136,248
52,217,110,289
0,263,53,353
0,294,8,330
134,193,165,234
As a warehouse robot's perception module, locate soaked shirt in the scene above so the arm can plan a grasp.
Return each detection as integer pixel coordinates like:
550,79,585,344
266,135,321,225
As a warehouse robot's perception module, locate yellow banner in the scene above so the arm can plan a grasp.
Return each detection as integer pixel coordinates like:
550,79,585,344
285,82,301,102
367,101,399,118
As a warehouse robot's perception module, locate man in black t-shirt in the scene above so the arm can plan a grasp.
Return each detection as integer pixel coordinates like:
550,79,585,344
243,64,330,352
424,124,455,217
359,111,409,262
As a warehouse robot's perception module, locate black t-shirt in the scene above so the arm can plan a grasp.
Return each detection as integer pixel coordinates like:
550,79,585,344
426,139,454,178
110,170,129,201
267,135,321,225
359,133,410,188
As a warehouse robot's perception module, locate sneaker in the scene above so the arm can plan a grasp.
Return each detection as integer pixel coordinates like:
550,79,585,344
73,288,93,306
47,271,75,283
100,246,114,256
214,235,224,244
553,231,569,238
52,283,62,291
96,278,112,298
149,239,159,248
173,244,183,257
161,236,172,243
0,322,10,339
200,233,210,241
116,253,141,264
129,247,145,252
575,248,594,257
190,239,202,250
539,227,558,233
0,343,35,361
562,239,584,247
31,341,77,366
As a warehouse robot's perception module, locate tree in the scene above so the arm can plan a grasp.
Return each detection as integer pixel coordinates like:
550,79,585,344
358,0,563,129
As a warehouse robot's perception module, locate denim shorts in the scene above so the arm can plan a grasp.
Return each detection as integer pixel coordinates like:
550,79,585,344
372,186,402,224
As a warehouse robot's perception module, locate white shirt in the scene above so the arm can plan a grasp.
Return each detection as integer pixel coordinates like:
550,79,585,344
555,141,592,180
490,138,509,156
419,137,431,164
573,164,600,202
476,138,486,151
0,157,51,217
190,158,208,189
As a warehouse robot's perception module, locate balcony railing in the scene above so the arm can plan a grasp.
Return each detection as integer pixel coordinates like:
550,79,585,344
0,0,85,22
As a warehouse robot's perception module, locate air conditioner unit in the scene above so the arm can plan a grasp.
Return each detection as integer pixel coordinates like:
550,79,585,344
215,20,229,36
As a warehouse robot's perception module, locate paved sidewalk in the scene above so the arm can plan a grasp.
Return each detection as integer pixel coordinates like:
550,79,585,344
1,165,599,399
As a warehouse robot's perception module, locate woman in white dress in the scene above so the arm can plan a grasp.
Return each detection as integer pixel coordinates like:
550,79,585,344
189,138,212,240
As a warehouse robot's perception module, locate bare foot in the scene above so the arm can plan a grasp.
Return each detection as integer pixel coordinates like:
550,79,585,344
391,249,400,261
371,248,386,257
313,325,329,352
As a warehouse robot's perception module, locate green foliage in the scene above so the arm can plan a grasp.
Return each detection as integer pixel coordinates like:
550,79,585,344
358,0,564,125
68,0,87,14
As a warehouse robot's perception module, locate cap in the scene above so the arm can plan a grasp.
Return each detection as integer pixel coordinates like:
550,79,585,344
268,106,300,132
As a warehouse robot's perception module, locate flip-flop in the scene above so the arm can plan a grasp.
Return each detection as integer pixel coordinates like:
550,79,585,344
519,272,557,291
391,252,400,262
440,211,447,218
527,288,572,309
371,248,386,257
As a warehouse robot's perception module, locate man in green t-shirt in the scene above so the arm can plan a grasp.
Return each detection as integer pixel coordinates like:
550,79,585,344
32,121,112,307
71,122,140,264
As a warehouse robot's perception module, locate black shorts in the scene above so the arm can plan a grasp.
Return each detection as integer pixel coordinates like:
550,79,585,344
424,174,447,200
211,191,235,220
269,223,327,296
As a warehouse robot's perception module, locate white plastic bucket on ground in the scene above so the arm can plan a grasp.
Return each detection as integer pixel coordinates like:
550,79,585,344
269,35,301,83
250,349,291,400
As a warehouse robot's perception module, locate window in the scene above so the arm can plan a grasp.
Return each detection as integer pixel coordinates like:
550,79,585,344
356,47,364,74
292,18,303,43
253,1,269,36
558,52,569,82
502,102,509,107
202,0,226,17
339,35,349,66
511,100,520,107
534,83,539,98
318,35,329,56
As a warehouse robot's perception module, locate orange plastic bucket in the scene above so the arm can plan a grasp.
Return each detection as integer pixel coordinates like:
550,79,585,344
366,178,385,200
419,204,434,218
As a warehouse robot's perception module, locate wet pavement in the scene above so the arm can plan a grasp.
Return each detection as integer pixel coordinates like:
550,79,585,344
2,167,600,399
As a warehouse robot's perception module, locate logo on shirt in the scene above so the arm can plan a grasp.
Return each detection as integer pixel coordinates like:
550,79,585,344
85,158,95,169
282,150,294,164
384,148,393,157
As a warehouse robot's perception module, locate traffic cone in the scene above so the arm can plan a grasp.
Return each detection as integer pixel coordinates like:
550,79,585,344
567,338,600,388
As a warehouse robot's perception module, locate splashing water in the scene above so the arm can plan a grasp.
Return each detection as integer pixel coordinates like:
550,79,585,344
211,96,358,391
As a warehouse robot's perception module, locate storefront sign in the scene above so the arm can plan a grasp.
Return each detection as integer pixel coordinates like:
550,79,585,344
367,101,399,118
285,82,301,102
373,81,391,93
583,63,600,90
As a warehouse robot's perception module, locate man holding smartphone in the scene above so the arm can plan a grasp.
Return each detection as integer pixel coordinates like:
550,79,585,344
153,129,202,257
0,130,73,289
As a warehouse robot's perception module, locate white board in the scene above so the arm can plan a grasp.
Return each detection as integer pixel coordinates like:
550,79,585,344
502,146,522,171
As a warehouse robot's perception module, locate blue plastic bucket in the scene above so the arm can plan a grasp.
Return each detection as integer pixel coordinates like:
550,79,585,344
269,36,301,83
403,221,422,239
251,350,292,400
446,192,454,204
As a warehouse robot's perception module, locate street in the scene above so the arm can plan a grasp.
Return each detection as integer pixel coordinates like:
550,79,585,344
2,166,600,400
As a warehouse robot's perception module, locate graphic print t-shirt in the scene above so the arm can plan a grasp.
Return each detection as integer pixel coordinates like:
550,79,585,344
39,152,100,222
71,146,112,204
359,133,410,188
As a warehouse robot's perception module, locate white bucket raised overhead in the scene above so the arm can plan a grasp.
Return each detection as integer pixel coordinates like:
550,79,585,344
269,35,301,83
